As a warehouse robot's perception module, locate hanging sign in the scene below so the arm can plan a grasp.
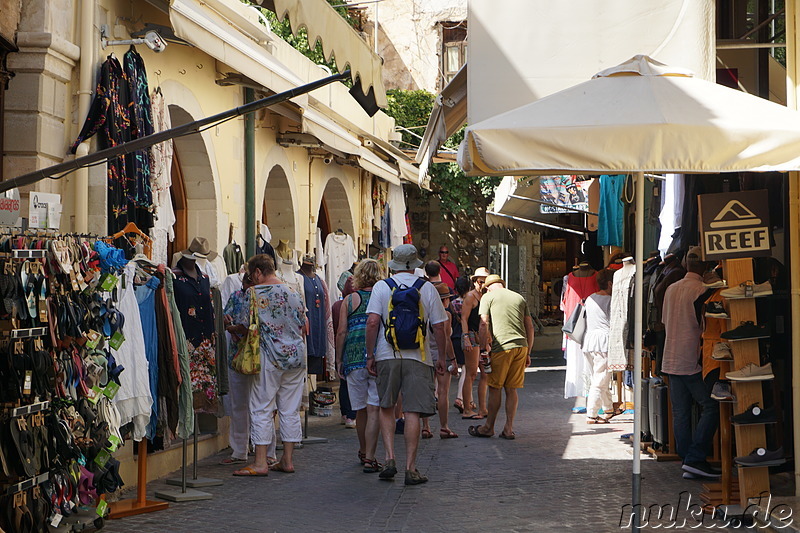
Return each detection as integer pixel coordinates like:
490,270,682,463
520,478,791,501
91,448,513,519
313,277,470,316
698,190,771,261
28,192,61,229
0,188,21,226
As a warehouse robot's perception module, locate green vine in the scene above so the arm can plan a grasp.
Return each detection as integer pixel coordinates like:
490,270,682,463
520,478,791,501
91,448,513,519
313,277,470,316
385,89,501,215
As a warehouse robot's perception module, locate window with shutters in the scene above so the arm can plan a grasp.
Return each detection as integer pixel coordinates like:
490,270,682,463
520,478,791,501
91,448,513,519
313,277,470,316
439,21,467,89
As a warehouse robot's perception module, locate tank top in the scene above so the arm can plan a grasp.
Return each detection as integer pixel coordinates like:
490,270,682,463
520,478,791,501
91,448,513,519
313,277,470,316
342,290,371,376
467,302,481,333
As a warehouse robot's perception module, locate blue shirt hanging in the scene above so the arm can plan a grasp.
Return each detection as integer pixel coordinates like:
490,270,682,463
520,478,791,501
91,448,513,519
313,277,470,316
597,174,626,247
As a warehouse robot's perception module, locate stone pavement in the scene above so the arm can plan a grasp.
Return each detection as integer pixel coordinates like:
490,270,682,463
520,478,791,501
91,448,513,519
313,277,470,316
102,349,744,533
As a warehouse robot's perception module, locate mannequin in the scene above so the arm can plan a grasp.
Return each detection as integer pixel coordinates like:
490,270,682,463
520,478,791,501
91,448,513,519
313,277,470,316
172,253,217,412
298,255,330,376
563,261,599,399
275,239,293,263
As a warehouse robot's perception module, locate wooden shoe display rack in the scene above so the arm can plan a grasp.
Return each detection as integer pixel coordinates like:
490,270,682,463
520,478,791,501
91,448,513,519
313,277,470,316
722,258,770,507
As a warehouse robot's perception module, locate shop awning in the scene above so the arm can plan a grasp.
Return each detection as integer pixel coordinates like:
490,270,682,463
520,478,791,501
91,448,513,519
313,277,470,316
415,64,468,187
170,0,304,96
301,108,362,156
358,148,400,186
257,0,387,110
486,211,585,236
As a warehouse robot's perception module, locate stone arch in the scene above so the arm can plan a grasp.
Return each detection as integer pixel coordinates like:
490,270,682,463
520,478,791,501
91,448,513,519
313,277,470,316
317,175,355,239
262,164,297,248
162,79,222,257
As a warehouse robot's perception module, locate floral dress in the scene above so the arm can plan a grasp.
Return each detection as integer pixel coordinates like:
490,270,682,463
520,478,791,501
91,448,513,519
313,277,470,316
172,264,217,411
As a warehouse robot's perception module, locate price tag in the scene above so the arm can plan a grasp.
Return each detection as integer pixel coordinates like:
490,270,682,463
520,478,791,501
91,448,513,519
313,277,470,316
103,381,120,400
23,370,32,395
87,386,103,405
50,513,63,527
107,434,121,452
109,331,125,350
96,499,108,517
85,330,101,350
94,449,111,467
99,273,119,292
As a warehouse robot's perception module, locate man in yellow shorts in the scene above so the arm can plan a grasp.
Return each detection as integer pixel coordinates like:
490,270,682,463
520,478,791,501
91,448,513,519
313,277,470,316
468,275,534,440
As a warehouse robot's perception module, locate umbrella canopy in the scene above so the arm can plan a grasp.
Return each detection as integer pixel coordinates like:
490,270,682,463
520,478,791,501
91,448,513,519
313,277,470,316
459,55,800,176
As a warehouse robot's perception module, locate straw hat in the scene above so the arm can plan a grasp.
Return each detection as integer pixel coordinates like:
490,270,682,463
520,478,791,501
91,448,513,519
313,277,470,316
470,267,490,281
483,274,505,289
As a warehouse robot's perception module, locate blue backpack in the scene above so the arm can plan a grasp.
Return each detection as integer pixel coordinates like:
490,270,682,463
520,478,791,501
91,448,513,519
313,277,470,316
384,277,427,359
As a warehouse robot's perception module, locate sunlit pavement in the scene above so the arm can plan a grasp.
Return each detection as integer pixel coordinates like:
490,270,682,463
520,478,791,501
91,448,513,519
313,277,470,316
103,346,747,532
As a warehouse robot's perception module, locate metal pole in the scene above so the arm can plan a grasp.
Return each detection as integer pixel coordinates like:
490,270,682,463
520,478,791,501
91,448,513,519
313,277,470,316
193,417,199,480
0,71,351,195
631,171,645,532
245,87,256,259
181,438,188,493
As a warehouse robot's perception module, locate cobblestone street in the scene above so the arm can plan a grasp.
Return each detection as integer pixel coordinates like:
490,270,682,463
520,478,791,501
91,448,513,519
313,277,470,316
103,348,734,532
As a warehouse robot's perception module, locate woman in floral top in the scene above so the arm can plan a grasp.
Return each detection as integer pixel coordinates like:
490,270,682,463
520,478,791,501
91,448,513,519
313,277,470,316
232,254,307,477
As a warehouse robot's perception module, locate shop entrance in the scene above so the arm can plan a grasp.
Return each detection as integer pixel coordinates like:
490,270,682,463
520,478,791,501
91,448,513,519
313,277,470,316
316,176,355,248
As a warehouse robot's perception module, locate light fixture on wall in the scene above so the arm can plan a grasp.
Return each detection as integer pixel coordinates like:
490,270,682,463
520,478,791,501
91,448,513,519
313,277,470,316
100,25,168,53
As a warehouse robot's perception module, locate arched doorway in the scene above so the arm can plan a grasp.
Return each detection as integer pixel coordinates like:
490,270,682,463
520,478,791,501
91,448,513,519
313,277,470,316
261,164,296,247
317,177,355,240
164,105,219,264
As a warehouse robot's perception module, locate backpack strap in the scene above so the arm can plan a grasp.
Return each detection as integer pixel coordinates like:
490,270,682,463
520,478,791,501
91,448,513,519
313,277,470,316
411,278,427,361
383,278,400,356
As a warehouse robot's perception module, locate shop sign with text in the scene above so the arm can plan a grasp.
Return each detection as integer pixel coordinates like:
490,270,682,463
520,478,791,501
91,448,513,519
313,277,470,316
699,190,771,261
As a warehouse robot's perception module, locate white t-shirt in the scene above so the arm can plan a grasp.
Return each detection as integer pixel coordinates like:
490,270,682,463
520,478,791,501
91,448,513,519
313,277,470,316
366,272,448,366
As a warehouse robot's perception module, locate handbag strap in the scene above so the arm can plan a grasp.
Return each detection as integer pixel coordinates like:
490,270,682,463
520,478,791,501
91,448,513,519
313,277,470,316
248,287,259,325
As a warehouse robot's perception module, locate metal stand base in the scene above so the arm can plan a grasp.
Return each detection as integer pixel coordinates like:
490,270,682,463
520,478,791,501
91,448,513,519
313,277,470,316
155,487,213,502
166,477,223,488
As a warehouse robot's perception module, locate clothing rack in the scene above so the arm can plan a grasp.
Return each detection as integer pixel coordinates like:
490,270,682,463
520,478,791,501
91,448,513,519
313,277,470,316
106,222,168,518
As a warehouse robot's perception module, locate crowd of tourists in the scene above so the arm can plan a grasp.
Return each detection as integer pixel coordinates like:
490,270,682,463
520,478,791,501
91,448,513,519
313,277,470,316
221,244,534,485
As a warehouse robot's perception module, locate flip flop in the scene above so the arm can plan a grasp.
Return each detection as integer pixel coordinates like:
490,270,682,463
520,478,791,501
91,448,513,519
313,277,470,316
587,417,609,425
453,399,464,414
269,463,295,474
421,429,433,439
219,457,247,465
468,425,492,438
499,431,516,440
439,428,459,439
233,465,269,477
461,413,485,420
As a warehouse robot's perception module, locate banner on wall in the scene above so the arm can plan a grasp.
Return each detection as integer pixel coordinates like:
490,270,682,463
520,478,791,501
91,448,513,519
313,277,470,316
539,176,591,214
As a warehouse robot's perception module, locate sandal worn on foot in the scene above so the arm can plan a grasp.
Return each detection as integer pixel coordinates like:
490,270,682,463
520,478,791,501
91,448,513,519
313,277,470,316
362,458,382,473
586,416,609,425
219,457,247,465
440,428,459,439
269,463,295,473
421,429,433,439
499,431,516,440
453,399,464,414
233,466,269,477
468,425,492,438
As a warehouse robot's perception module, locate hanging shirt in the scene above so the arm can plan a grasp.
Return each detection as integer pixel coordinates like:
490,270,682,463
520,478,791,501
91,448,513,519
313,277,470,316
597,174,626,247
324,233,357,301
608,262,636,370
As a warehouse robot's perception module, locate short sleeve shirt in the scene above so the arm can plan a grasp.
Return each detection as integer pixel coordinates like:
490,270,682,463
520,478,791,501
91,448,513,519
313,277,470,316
247,284,307,371
478,287,529,353
366,272,448,366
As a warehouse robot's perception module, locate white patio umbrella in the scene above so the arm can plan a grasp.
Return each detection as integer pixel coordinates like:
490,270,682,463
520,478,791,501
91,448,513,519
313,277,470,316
459,55,800,531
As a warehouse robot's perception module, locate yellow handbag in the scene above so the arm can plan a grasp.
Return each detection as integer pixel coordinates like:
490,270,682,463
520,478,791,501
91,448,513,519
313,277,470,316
232,287,261,375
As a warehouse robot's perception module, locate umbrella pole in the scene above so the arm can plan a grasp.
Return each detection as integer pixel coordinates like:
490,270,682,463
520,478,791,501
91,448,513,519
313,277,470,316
631,171,645,532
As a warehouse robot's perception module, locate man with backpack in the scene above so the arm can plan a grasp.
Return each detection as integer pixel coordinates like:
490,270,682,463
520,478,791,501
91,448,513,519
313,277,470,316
365,244,452,485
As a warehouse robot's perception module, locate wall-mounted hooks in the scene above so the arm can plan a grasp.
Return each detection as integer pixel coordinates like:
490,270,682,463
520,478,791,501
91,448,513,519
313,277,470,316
178,69,186,75
153,69,161,76
196,63,203,70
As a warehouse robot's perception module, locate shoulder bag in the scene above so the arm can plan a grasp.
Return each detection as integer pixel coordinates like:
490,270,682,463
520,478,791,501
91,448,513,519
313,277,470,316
232,288,261,375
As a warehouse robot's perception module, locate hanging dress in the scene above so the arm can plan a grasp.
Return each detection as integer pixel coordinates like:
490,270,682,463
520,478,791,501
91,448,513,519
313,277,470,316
562,272,599,398
608,262,636,370
299,270,328,375
172,263,217,412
